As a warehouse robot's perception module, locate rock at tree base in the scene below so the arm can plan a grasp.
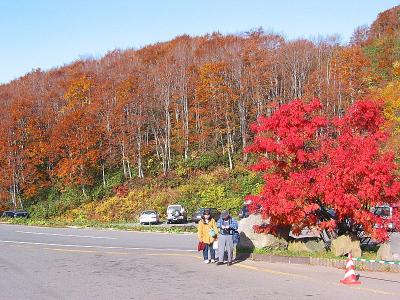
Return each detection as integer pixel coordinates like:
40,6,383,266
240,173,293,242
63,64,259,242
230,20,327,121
331,235,361,257
238,214,288,250
377,243,394,261
378,237,400,261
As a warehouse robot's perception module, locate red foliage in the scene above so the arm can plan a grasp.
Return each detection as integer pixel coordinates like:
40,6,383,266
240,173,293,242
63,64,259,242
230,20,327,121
246,99,400,242
392,207,400,232
113,185,129,198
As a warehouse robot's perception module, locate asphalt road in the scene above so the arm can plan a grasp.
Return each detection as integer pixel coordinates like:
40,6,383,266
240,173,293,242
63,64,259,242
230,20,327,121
0,224,399,300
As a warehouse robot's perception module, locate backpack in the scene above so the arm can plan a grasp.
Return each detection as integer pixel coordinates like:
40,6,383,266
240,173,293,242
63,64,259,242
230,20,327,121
209,228,216,237
229,218,240,244
233,230,240,244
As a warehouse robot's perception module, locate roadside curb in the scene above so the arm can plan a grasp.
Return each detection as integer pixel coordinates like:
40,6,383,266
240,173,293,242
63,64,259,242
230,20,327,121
248,253,400,273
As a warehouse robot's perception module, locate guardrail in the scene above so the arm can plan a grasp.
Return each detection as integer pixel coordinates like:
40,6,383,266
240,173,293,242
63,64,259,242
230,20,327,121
352,257,400,265
249,253,400,272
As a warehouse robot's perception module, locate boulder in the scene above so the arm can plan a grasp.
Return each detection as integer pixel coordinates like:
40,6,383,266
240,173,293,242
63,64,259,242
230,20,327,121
388,232,400,261
331,235,362,257
377,243,394,261
288,239,326,253
377,235,400,261
237,214,288,250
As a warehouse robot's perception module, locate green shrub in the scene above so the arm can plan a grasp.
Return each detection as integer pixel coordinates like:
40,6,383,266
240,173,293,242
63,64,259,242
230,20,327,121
198,184,242,215
145,157,163,176
187,152,226,171
199,184,225,209
90,169,124,200
29,187,85,219
233,172,263,197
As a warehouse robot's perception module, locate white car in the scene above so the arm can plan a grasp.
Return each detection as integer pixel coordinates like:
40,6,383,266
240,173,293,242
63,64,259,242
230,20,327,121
166,205,187,224
139,210,160,225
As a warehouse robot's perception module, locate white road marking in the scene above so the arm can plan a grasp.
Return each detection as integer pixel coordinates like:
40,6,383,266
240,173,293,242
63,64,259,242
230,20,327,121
0,240,197,252
43,248,130,255
16,231,116,240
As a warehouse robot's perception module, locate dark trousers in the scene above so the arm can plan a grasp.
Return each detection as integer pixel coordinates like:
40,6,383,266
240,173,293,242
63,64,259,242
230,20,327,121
203,243,216,260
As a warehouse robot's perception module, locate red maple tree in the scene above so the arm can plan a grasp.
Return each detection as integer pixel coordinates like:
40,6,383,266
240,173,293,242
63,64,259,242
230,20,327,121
245,99,400,242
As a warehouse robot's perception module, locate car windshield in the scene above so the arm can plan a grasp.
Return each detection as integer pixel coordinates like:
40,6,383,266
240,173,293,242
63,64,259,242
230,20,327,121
142,211,156,215
374,207,391,217
198,208,214,213
167,206,181,212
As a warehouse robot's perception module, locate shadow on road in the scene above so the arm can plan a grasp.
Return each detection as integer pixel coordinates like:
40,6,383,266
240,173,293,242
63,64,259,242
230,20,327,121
234,231,255,263
235,251,252,262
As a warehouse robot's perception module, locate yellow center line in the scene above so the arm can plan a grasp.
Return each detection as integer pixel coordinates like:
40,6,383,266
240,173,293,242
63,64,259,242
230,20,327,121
350,286,395,296
6,244,32,249
326,280,396,296
233,264,259,271
234,263,311,279
106,251,130,255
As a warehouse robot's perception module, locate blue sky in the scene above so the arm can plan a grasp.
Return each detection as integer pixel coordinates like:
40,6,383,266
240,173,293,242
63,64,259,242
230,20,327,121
0,0,399,84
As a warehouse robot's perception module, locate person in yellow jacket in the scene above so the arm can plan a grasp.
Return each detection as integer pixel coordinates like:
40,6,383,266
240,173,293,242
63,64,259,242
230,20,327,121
197,209,218,263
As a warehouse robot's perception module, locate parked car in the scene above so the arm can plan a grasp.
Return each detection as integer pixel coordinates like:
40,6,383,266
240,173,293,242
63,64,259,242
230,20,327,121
373,204,398,232
1,210,30,218
139,210,160,225
191,208,220,223
166,205,187,224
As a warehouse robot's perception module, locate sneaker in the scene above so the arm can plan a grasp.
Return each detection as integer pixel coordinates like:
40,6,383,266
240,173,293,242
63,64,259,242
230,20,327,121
204,260,210,264
210,259,215,263
223,260,228,264
216,262,224,266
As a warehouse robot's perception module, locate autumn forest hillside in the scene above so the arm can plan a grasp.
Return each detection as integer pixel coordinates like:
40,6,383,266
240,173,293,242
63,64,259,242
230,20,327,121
1,6,400,221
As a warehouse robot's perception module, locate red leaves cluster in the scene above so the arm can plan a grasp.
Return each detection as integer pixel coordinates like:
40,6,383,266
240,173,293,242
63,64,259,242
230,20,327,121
113,184,129,198
246,99,400,241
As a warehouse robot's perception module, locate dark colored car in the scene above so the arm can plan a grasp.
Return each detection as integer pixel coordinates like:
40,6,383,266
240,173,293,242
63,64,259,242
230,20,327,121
2,210,30,218
238,205,249,219
373,205,399,232
192,208,220,223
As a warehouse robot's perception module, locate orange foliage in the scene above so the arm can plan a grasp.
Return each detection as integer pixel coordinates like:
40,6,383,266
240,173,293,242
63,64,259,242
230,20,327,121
0,6,399,207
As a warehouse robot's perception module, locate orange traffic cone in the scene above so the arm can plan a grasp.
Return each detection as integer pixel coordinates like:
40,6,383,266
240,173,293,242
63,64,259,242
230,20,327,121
340,252,361,285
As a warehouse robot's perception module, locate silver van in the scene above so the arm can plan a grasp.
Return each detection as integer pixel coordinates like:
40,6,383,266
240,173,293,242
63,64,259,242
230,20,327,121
166,205,187,224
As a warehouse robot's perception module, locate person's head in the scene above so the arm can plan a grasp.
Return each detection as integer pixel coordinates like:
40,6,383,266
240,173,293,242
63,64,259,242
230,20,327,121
220,210,230,220
202,209,211,220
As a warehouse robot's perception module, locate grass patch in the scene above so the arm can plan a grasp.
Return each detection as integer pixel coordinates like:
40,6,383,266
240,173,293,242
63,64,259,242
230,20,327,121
0,217,197,234
237,247,378,261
